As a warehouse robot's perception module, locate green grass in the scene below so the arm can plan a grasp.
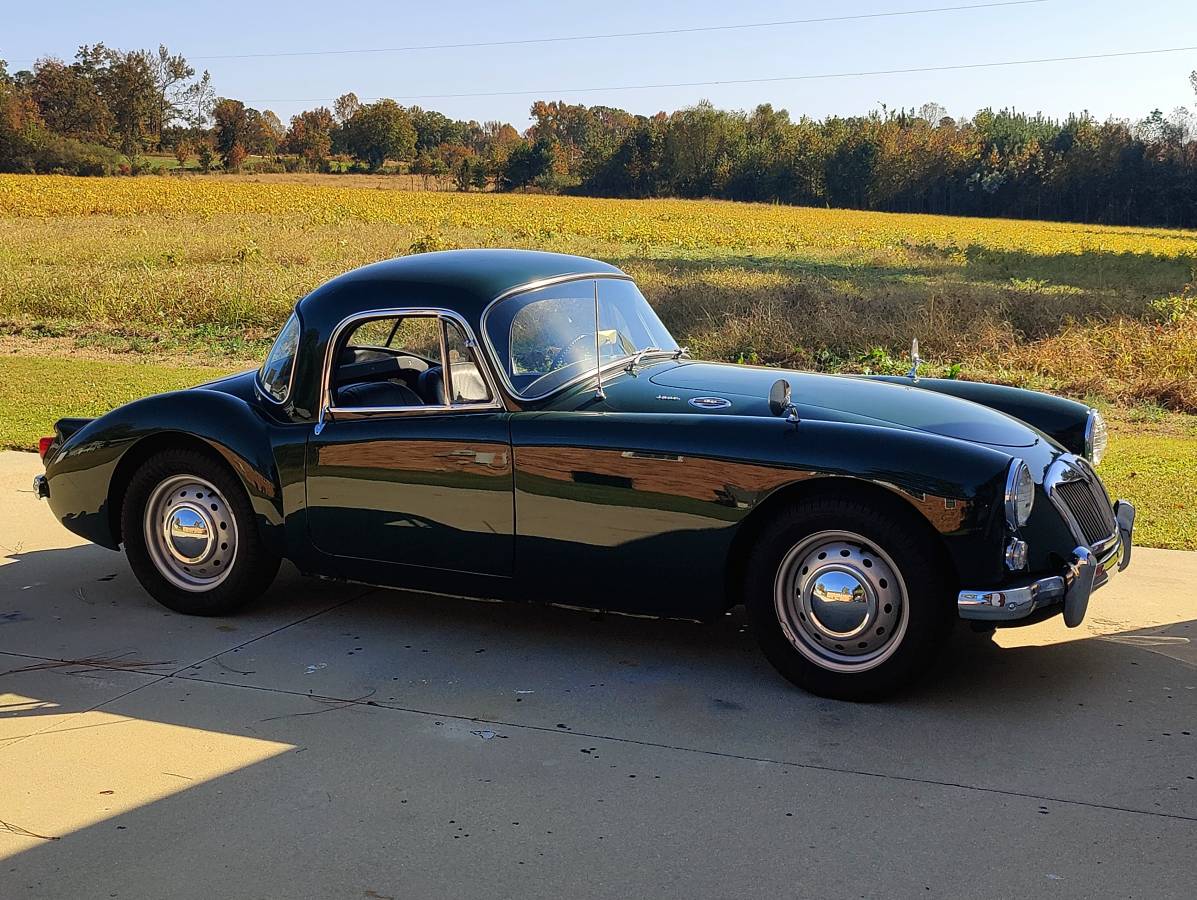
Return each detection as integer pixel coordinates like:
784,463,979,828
4,355,1193,551
0,356,236,450
1098,428,1197,551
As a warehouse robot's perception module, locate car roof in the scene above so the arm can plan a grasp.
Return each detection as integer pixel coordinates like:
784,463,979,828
295,248,626,333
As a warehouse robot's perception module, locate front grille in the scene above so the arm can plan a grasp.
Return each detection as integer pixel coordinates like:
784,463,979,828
1053,475,1116,546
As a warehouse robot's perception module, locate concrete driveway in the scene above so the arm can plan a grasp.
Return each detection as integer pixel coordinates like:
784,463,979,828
1,450,1194,898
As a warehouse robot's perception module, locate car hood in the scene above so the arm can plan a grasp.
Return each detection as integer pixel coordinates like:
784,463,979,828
637,361,1042,448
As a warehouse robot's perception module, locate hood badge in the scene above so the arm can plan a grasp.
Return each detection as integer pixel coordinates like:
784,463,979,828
655,394,681,401
689,396,732,410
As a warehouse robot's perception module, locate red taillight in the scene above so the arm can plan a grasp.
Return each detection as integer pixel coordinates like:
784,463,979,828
38,437,54,459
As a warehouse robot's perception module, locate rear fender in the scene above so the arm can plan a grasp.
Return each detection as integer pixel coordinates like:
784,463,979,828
44,390,284,553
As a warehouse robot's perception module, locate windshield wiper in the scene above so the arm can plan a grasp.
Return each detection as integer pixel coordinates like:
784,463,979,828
624,347,666,375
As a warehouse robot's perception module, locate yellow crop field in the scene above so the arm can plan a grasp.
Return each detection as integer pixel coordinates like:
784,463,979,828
4,174,1194,412
4,174,1197,260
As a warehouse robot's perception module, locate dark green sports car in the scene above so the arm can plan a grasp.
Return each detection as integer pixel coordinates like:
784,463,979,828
35,249,1135,700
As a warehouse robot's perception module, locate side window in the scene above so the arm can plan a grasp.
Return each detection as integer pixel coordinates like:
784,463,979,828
384,317,441,359
331,312,492,412
444,319,493,405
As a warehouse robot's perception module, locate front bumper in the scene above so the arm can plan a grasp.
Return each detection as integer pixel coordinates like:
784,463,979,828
957,499,1134,627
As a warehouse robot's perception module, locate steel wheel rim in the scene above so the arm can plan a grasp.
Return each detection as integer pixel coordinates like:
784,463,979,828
773,530,909,673
143,474,238,592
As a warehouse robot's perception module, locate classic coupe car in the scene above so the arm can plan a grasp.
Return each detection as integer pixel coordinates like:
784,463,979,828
35,249,1135,699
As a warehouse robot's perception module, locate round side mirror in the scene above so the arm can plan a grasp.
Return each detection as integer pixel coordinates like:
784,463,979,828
768,379,792,417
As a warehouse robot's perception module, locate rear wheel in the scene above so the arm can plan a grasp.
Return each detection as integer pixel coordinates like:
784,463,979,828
121,448,280,615
744,497,954,701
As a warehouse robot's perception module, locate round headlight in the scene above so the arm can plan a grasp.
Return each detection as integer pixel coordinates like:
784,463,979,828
1085,408,1108,466
1004,460,1035,529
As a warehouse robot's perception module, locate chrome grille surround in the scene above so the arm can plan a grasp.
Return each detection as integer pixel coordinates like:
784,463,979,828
1044,454,1118,553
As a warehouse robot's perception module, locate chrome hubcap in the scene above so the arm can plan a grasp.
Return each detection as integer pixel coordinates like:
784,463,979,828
144,475,237,592
774,531,908,672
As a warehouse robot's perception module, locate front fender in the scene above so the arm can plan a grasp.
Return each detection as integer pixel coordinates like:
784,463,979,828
517,411,1016,590
44,389,283,552
867,376,1090,456
732,416,1016,586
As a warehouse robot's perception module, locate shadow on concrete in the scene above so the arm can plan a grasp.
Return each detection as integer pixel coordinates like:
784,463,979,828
2,542,1195,896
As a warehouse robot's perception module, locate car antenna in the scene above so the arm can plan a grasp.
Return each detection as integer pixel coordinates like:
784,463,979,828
907,337,921,383
593,280,606,401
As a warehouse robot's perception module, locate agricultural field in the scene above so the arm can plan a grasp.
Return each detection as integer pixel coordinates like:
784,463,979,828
1,174,1194,547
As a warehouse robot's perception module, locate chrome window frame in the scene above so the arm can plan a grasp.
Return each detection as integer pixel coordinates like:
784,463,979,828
255,307,302,406
319,307,504,425
479,272,679,403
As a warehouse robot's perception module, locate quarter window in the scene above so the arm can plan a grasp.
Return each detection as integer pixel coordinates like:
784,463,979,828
258,313,301,403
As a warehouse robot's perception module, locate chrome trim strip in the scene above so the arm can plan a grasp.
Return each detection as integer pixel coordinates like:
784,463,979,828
327,404,495,419
438,319,454,406
480,272,664,404
489,271,633,304
319,307,505,424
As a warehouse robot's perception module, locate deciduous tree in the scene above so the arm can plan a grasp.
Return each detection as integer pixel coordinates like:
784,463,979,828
342,99,416,170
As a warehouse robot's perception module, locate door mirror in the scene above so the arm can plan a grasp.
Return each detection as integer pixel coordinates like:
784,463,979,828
769,379,799,422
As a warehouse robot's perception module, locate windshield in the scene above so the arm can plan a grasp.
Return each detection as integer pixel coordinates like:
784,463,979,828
486,278,678,399
258,312,301,402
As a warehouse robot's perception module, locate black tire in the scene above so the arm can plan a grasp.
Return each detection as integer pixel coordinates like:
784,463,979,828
121,448,280,616
744,496,954,701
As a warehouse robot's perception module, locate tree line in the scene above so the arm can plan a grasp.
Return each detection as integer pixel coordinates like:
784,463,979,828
2,45,1196,227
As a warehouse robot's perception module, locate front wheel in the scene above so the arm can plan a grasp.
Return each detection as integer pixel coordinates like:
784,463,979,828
744,498,954,701
121,448,280,616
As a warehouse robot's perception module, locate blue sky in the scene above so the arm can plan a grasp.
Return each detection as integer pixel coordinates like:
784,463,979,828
4,1,1195,129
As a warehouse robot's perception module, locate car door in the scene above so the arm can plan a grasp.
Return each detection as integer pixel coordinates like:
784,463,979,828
305,309,514,576
496,278,762,618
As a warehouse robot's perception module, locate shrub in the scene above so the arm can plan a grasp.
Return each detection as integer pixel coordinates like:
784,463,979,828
31,135,123,176
243,157,286,175
408,232,456,254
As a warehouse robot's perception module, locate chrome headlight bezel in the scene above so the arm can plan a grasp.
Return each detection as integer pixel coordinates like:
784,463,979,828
1084,408,1108,466
1004,460,1035,530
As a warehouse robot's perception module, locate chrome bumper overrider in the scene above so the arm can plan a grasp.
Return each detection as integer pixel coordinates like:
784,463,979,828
33,474,49,500
957,499,1134,627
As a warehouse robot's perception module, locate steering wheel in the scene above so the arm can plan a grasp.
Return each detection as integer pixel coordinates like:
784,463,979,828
550,332,594,371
